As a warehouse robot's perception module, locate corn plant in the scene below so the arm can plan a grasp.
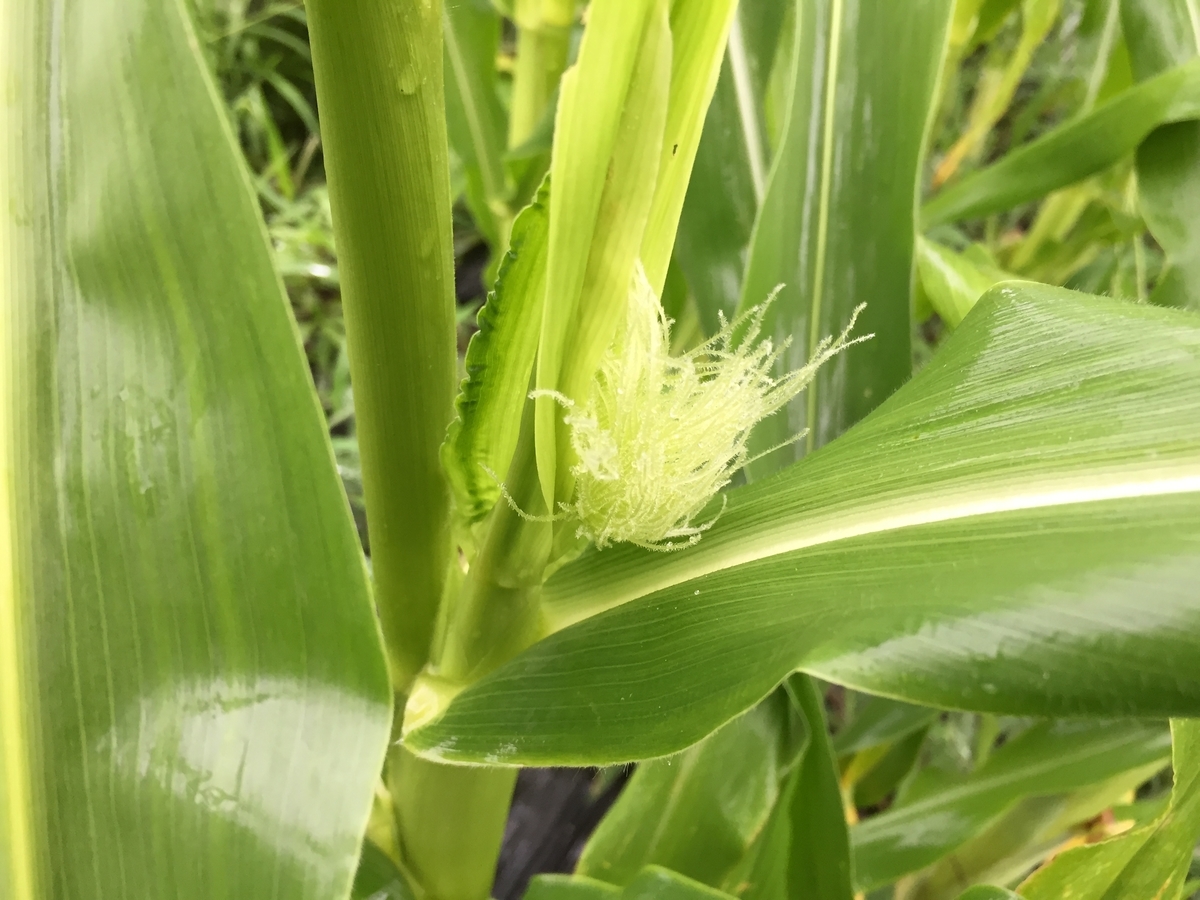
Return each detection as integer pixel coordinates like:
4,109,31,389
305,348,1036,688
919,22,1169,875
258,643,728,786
5,1,1200,900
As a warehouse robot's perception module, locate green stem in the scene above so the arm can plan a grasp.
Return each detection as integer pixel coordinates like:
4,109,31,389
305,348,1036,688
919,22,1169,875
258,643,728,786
509,0,577,148
307,10,516,900
388,746,517,900
306,0,456,694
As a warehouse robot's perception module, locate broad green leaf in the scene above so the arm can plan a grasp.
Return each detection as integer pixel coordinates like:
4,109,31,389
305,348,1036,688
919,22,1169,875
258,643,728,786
1120,0,1200,76
1124,0,1200,311
784,676,854,900
725,777,795,900
923,58,1200,226
852,720,1170,890
578,693,804,890
533,0,658,507
404,283,1200,765
833,695,939,756
442,181,549,522
1019,719,1200,900
444,0,512,249
917,237,1018,327
738,0,953,471
1,0,391,897
674,1,783,333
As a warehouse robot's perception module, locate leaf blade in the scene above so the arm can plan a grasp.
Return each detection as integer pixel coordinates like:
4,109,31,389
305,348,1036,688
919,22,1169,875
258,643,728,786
2,0,391,896
405,284,1200,765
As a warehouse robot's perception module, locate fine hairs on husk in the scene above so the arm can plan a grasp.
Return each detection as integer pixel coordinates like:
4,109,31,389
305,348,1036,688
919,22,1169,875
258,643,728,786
550,264,870,551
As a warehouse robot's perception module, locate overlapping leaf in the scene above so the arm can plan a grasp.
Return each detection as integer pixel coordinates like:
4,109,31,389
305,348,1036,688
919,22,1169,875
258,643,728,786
924,58,1200,225
405,284,1200,765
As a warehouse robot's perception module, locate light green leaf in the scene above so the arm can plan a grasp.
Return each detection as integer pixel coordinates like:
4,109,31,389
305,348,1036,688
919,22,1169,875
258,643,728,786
578,692,803,890
527,868,739,900
533,0,658,507
923,58,1200,226
525,875,623,900
916,237,1018,327
639,0,739,294
1,0,391,897
1019,719,1200,900
623,866,739,900
674,1,783,332
738,0,953,471
404,283,1200,765
442,180,549,522
852,720,1170,890
444,0,512,248
932,0,1061,188
905,765,1163,900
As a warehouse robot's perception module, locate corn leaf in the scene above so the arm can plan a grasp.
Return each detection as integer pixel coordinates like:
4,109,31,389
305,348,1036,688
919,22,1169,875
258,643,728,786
404,283,1200,765
923,58,1200,226
442,180,549,522
738,0,953,472
852,720,1170,890
1018,719,1200,900
674,1,782,332
444,0,512,248
0,1,391,897
577,692,804,890
1125,0,1200,311
532,0,658,507
917,237,1018,327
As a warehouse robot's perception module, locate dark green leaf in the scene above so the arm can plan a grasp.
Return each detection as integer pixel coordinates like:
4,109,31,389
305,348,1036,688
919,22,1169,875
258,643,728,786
673,1,782,333
834,696,940,756
738,0,952,469
784,676,854,900
1124,0,1200,311
578,693,804,890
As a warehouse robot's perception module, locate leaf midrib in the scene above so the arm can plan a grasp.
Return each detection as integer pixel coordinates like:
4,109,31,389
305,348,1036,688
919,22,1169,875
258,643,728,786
543,465,1200,632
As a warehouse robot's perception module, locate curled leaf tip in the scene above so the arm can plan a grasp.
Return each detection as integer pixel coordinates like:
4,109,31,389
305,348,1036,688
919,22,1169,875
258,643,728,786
562,264,870,550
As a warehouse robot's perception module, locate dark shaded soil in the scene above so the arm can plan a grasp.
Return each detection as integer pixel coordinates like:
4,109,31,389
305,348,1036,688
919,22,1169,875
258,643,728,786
493,768,631,900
